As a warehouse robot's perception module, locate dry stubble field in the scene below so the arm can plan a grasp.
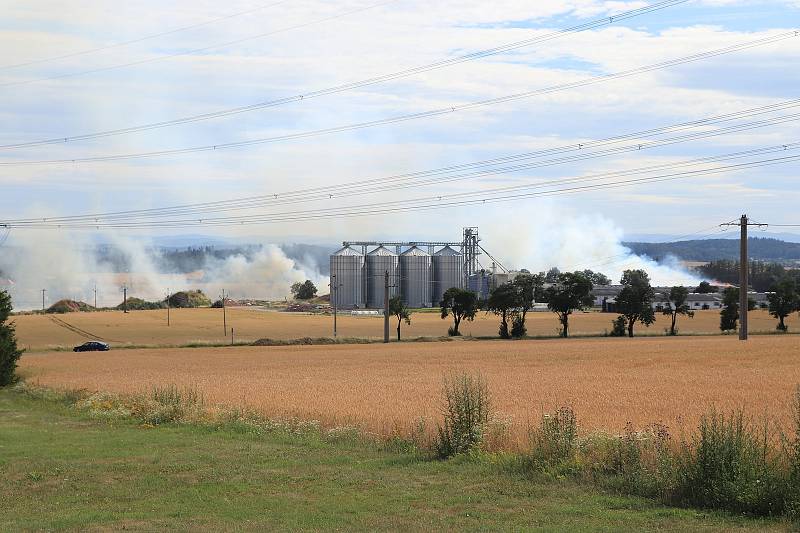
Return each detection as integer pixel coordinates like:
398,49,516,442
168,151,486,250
20,335,800,448
12,307,798,350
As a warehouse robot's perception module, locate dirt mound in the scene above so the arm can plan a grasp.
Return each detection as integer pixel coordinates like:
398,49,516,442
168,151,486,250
168,290,211,308
47,300,94,314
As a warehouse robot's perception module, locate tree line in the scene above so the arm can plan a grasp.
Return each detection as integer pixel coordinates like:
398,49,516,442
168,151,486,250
696,260,800,292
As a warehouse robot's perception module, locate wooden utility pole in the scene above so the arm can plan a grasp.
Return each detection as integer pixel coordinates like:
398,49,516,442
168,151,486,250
330,274,338,338
93,284,97,309
721,215,767,341
122,286,128,313
221,289,227,336
166,289,170,326
41,289,46,312
383,270,390,343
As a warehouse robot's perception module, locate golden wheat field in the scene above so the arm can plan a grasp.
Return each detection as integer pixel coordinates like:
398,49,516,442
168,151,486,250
12,307,798,350
20,335,800,448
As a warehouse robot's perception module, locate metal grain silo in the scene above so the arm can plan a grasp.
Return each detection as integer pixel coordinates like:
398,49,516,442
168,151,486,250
400,246,431,308
432,246,463,305
330,246,364,309
366,246,398,308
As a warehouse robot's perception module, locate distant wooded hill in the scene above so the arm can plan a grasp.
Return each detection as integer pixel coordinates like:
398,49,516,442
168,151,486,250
622,238,800,262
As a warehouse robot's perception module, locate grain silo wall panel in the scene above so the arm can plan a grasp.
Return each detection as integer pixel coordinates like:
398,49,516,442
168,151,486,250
330,252,364,309
366,251,399,309
400,251,432,308
432,249,463,305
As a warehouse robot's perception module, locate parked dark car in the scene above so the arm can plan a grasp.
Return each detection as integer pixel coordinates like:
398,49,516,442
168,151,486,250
73,341,110,352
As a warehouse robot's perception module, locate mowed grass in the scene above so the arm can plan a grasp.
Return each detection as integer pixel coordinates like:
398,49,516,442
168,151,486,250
0,390,784,531
12,307,798,351
20,335,800,447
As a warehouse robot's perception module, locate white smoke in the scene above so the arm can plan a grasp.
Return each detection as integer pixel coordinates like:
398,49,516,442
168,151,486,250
484,205,700,286
0,230,325,310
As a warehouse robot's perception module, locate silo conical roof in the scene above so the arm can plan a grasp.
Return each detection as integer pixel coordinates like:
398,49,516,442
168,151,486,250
434,245,461,256
333,246,362,256
400,246,430,257
367,245,397,256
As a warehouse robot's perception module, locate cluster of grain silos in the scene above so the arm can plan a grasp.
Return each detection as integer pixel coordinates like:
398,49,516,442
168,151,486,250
330,243,464,309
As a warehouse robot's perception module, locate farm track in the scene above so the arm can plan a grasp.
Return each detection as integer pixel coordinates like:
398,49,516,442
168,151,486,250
47,315,121,343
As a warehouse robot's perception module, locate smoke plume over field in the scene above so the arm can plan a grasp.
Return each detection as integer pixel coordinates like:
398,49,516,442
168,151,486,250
0,231,326,310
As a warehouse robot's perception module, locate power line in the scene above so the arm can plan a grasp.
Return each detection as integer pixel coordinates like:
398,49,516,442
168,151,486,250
4,102,798,225
0,0,689,148
0,0,291,72
6,144,798,228
2,29,794,166
0,0,398,89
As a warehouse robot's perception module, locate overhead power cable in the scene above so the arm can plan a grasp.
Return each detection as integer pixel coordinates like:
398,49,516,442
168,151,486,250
0,0,291,71
4,101,798,225
3,99,798,225
2,29,794,166
0,0,398,89
0,0,688,148
5,142,798,228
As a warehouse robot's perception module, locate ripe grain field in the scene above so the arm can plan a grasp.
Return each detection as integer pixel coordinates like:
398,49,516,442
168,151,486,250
12,308,798,351
20,335,800,449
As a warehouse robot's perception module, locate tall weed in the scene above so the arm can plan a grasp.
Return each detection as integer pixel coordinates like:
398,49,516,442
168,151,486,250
435,373,490,459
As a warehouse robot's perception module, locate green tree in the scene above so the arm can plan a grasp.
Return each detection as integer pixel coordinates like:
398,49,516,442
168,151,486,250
663,286,695,336
512,273,543,327
440,288,479,336
486,283,522,339
616,269,656,337
291,280,317,300
0,290,23,386
544,267,561,283
388,296,411,341
720,287,757,332
696,281,718,294
767,277,800,332
582,269,611,286
544,272,594,338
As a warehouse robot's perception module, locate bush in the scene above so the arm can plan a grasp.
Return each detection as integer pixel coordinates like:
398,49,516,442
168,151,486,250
531,406,578,465
511,316,527,338
435,373,490,459
610,315,627,337
130,385,203,425
447,326,461,337
672,411,788,516
0,290,22,386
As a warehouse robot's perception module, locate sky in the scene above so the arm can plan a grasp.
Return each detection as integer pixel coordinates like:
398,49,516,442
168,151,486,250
1,0,799,263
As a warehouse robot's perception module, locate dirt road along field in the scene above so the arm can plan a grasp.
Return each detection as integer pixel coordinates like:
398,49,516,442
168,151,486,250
12,307,798,351
20,335,800,449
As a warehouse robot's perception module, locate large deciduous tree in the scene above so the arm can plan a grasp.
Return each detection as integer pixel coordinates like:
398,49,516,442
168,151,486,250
662,286,694,336
0,290,22,387
720,287,756,332
511,273,543,328
767,277,800,332
486,282,523,339
616,269,656,338
291,280,318,300
388,296,412,341
440,288,479,336
544,272,594,338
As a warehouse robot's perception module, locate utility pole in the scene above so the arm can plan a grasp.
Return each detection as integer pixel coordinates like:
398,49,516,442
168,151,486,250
93,284,97,309
122,285,128,313
166,289,170,326
383,270,390,343
221,289,227,336
721,214,767,341
41,289,46,312
330,274,338,338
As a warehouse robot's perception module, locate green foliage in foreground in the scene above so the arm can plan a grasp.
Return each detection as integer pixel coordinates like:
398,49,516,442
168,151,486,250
0,388,783,532
0,289,22,386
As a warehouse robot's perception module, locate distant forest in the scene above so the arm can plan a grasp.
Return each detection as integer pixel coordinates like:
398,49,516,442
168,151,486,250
623,238,800,262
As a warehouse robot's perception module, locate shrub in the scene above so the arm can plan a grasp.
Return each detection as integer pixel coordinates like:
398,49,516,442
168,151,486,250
531,406,578,465
0,290,23,386
130,385,203,425
447,326,461,337
672,410,788,516
511,316,527,338
435,373,490,459
609,315,627,337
